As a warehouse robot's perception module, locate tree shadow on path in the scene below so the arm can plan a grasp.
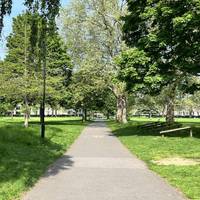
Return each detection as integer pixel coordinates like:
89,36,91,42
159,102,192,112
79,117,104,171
44,155,74,178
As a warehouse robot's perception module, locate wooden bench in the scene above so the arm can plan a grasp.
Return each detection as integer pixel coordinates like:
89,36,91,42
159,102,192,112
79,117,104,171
160,126,193,137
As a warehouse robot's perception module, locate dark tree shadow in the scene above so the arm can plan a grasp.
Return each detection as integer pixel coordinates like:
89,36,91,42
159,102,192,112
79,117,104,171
0,121,76,194
110,121,200,139
44,155,74,177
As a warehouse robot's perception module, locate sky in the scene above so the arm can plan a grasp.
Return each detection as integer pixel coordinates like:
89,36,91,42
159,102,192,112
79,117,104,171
0,0,70,60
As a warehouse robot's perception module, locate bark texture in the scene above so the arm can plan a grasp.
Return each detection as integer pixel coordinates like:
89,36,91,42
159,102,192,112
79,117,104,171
112,83,128,124
165,83,176,123
24,98,30,128
166,99,175,123
82,108,87,122
116,95,127,123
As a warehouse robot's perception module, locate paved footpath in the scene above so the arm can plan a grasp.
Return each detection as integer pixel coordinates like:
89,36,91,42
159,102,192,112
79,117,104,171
23,121,186,200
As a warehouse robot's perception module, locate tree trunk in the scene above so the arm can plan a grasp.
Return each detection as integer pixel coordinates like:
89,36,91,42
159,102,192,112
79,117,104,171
40,104,45,138
75,109,78,117
166,99,175,123
107,111,110,120
24,98,30,128
189,109,194,118
51,108,54,117
116,95,127,124
24,112,29,128
10,110,14,119
111,83,128,124
84,108,87,121
162,105,166,118
82,108,87,122
165,89,176,123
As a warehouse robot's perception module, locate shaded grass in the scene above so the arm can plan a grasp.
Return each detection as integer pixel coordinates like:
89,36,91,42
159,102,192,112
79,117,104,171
108,118,200,200
0,117,88,200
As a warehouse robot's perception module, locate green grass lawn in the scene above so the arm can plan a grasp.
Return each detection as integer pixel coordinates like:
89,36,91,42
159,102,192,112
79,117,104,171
108,117,200,200
0,117,88,200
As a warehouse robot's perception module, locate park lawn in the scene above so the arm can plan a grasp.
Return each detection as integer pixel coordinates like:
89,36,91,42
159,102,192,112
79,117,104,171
0,117,88,200
108,118,200,200
130,116,200,124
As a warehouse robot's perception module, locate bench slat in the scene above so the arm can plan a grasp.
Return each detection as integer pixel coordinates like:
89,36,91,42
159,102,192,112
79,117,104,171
160,126,191,134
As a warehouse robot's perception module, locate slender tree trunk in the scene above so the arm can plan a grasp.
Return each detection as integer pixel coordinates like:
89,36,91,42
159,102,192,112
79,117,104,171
51,108,54,117
166,99,175,123
165,84,176,123
107,111,110,120
75,109,78,117
81,108,87,122
24,98,30,128
11,110,14,119
162,105,166,118
40,103,45,137
24,112,29,128
84,108,87,121
189,109,194,118
116,95,127,124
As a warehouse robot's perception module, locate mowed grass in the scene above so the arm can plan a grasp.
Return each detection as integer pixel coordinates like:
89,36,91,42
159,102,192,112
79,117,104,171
108,117,200,200
0,117,88,200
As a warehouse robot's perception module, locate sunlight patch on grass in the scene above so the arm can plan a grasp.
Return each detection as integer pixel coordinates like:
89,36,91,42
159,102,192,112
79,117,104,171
152,157,200,166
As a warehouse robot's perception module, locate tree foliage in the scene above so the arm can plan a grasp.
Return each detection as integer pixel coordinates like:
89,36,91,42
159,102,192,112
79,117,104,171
114,48,151,91
123,0,200,77
0,0,12,34
121,0,200,122
59,0,129,123
0,13,71,126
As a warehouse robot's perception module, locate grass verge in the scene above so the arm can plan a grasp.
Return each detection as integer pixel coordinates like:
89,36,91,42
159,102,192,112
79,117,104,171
0,117,88,200
108,117,200,200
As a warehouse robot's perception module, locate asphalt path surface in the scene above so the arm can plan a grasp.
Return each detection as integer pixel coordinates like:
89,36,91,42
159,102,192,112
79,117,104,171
23,121,186,200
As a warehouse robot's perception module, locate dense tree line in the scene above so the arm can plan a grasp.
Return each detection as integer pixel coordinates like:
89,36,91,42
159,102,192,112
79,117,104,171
0,0,200,128
0,13,72,127
117,0,200,122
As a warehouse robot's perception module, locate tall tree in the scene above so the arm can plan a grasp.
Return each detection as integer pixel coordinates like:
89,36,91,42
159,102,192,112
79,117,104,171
46,32,72,111
60,0,129,123
1,13,71,128
1,0,61,35
3,13,39,127
1,0,61,136
70,62,110,121
25,0,61,138
122,0,200,122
